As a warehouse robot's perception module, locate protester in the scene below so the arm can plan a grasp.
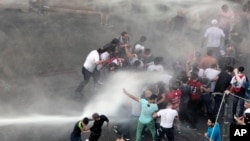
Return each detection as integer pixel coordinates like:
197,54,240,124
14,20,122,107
88,113,109,141
153,102,178,141
204,116,221,141
75,48,107,96
123,88,158,141
70,117,89,141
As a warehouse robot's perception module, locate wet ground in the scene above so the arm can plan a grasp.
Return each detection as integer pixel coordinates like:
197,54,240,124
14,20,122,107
0,8,233,141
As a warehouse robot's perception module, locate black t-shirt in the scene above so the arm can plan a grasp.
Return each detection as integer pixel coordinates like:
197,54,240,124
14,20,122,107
214,70,232,93
179,85,191,104
70,121,81,137
90,115,109,133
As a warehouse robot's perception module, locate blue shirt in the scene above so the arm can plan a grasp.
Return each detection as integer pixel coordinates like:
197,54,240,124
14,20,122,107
242,79,250,99
139,99,158,124
207,123,221,141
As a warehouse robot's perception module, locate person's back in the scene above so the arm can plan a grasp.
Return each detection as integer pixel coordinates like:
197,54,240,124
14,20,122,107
139,98,158,124
200,56,218,70
214,69,232,93
158,108,178,128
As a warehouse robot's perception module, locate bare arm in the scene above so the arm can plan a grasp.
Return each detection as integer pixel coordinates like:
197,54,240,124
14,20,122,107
234,68,243,84
157,93,165,104
124,45,135,60
152,112,159,118
185,61,191,78
123,88,139,102
96,60,107,65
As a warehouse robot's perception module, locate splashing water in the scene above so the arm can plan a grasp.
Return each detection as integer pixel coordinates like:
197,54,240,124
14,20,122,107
0,115,80,126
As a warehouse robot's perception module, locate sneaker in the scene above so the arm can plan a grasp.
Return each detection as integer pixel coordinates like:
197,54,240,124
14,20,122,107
97,80,104,85
113,128,118,134
113,126,118,134
125,138,130,141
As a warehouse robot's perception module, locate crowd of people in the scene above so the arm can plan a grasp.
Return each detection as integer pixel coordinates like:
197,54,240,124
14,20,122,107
71,1,250,141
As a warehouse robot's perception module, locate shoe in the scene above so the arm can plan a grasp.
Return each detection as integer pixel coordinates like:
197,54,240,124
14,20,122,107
113,126,118,134
97,80,104,85
75,91,82,96
125,138,130,141
178,130,182,134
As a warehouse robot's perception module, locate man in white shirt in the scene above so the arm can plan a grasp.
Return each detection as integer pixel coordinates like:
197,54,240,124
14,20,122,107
153,103,178,141
202,19,225,59
75,48,106,96
204,64,221,92
147,57,164,72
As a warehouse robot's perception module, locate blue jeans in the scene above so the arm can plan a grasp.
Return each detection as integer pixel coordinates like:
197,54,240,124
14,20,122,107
156,126,174,141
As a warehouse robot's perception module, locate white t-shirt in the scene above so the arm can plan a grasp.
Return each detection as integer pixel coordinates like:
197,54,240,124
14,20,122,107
134,44,145,52
157,108,178,128
204,68,220,80
83,50,100,73
147,64,164,72
97,52,110,71
204,26,225,47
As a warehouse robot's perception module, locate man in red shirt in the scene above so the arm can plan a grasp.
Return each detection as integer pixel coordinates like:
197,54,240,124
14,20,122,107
165,80,182,133
166,80,182,111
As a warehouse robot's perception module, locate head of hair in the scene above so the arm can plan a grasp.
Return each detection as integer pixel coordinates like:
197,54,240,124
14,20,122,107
121,31,128,36
82,117,89,124
225,65,234,73
201,77,209,85
97,48,105,54
111,38,120,45
171,80,180,90
211,64,217,69
208,116,216,124
92,113,100,120
222,4,228,11
154,57,163,65
191,72,198,80
238,66,245,73
149,94,158,100
180,75,188,83
139,36,147,42
207,49,213,56
133,60,141,67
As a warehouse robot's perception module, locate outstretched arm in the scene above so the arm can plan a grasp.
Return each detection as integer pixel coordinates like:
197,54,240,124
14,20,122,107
123,88,139,102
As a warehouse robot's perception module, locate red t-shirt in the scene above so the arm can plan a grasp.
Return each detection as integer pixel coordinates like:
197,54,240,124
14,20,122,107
188,80,202,100
166,89,182,110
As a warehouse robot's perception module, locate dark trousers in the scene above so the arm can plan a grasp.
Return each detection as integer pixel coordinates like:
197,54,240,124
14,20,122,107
89,132,101,141
70,136,81,141
201,93,213,118
156,126,174,141
232,92,245,117
213,95,223,116
179,102,192,124
188,100,202,128
75,67,99,93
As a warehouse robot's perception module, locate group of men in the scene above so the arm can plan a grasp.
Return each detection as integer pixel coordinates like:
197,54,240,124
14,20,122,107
71,1,250,141
70,113,109,141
